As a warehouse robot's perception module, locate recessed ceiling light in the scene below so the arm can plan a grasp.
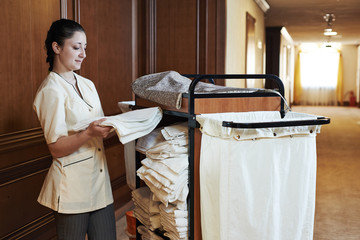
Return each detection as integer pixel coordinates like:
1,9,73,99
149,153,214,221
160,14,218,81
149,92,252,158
324,31,337,36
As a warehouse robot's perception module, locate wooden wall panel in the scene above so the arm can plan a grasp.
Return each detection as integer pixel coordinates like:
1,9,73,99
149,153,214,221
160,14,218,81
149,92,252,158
265,27,282,89
155,0,198,74
0,172,50,237
80,0,135,115
0,0,60,238
138,0,225,77
0,0,59,134
1,0,133,239
0,129,55,239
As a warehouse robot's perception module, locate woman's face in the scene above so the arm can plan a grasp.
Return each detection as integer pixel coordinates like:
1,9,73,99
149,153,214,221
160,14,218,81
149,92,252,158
55,31,87,72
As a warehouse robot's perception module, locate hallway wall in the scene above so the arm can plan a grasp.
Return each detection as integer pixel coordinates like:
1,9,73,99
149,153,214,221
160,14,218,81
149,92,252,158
341,45,359,103
226,0,266,87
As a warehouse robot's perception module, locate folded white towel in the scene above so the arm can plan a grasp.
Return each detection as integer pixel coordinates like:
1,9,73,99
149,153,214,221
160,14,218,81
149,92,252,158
162,219,188,236
133,206,161,231
159,204,188,218
136,128,165,154
132,187,161,214
137,169,189,206
145,169,188,194
164,231,188,240
146,139,188,160
140,156,188,183
161,122,188,140
145,168,172,189
72,107,162,144
163,225,187,236
160,214,188,227
137,225,164,240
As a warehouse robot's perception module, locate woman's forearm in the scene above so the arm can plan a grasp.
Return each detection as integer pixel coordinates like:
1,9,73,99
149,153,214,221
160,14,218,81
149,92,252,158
48,119,112,158
48,130,92,158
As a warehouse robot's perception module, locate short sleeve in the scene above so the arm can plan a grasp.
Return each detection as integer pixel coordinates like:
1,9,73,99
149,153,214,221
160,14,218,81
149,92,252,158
33,87,68,144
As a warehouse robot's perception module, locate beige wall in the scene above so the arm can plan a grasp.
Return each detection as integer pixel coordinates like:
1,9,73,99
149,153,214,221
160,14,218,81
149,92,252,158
226,0,266,87
279,28,295,103
341,44,359,102
357,46,360,103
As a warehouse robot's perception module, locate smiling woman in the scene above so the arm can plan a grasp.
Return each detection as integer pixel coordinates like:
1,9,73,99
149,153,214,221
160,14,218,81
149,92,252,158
33,19,116,240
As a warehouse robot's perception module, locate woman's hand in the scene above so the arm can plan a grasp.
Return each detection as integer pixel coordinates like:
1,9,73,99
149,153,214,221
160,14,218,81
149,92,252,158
48,118,113,158
85,118,113,139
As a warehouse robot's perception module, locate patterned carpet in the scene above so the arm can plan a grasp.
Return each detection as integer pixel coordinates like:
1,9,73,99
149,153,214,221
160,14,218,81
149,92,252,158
292,106,360,240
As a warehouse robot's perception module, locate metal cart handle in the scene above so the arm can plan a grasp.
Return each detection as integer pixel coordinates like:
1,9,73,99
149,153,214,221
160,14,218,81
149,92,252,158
183,74,286,118
222,117,331,129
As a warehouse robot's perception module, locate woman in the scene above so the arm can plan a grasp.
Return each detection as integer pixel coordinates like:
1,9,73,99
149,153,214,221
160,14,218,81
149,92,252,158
33,19,116,239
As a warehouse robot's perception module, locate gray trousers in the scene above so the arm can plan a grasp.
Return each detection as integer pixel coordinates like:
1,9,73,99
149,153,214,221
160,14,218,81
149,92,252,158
54,204,116,240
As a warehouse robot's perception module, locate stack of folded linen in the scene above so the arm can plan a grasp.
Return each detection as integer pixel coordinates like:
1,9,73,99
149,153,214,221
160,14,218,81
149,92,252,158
135,122,189,239
137,225,164,240
137,154,189,208
160,203,188,240
132,187,162,232
136,122,189,209
135,128,165,154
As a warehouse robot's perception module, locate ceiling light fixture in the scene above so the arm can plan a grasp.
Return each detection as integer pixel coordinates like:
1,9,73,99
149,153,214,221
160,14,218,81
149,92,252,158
254,0,270,13
323,13,337,36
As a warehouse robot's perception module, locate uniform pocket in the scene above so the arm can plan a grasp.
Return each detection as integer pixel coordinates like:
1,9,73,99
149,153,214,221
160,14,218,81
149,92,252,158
59,148,95,203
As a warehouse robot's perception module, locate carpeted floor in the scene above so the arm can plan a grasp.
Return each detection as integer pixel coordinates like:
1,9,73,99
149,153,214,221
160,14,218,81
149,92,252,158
292,106,360,240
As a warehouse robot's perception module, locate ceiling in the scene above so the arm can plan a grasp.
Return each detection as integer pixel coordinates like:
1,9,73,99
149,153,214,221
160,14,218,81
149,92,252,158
264,0,360,45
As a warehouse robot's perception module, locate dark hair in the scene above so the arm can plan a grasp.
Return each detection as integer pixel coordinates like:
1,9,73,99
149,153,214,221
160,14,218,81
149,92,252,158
45,19,85,71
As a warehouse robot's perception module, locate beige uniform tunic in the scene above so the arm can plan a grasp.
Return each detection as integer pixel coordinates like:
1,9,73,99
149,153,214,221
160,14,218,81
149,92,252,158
33,72,113,214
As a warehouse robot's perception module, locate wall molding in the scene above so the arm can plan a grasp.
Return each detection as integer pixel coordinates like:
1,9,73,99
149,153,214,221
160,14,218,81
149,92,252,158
60,0,67,18
1,212,55,240
0,128,123,187
0,128,45,154
0,156,51,187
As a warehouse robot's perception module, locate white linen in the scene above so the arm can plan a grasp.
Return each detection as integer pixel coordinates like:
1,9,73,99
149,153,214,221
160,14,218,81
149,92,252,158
137,225,164,240
159,204,188,218
141,155,188,180
72,107,163,144
146,138,188,160
137,166,189,206
132,187,161,215
159,203,189,239
161,122,188,140
132,187,162,231
136,128,165,154
135,122,190,238
133,206,161,231
198,111,320,240
124,140,136,190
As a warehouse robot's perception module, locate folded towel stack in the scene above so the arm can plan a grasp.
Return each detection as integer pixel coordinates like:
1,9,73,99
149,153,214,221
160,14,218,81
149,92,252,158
160,204,188,240
132,187,162,232
136,123,189,208
135,122,189,239
137,225,165,240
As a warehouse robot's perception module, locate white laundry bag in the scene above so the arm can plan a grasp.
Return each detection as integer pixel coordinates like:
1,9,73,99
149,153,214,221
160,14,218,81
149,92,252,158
197,111,324,240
